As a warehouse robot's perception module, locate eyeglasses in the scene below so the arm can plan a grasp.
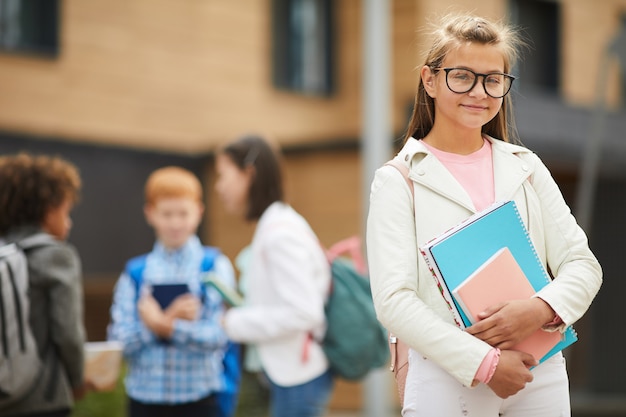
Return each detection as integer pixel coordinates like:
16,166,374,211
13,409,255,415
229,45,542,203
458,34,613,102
433,67,516,98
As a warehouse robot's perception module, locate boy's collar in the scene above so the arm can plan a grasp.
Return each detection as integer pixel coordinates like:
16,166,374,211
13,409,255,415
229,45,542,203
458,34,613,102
154,235,202,257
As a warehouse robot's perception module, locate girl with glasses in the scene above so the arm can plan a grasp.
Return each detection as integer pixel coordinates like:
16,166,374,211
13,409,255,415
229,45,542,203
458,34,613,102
366,13,602,416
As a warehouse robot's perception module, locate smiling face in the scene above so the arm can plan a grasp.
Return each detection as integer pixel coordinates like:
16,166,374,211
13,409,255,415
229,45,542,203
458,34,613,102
144,197,204,250
423,42,505,137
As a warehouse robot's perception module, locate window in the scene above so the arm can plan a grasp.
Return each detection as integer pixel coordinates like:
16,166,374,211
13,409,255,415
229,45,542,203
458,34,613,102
0,0,60,57
509,0,560,91
272,0,334,96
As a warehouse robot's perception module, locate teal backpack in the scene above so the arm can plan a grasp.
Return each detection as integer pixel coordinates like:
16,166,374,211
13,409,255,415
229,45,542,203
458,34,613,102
322,254,389,380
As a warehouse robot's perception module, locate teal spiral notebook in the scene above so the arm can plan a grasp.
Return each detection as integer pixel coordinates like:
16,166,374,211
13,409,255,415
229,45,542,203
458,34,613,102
419,200,577,363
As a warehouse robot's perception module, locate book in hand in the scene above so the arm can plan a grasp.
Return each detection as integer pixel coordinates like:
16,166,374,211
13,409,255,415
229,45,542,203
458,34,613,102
84,341,123,391
452,247,565,362
419,200,577,362
204,273,244,307
151,283,190,309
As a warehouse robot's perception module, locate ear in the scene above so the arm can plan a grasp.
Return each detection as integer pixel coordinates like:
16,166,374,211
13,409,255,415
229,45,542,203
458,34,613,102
421,65,436,98
144,204,155,226
196,201,205,218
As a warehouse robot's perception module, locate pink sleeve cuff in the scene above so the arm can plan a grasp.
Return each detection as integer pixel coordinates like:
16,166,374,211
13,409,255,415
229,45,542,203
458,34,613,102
542,314,564,331
544,314,563,326
474,348,501,384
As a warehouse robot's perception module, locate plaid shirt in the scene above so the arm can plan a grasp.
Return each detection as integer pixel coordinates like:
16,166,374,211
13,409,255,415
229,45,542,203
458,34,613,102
108,236,233,404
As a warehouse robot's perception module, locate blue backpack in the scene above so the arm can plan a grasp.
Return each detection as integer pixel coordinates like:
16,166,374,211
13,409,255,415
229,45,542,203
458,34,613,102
126,247,241,417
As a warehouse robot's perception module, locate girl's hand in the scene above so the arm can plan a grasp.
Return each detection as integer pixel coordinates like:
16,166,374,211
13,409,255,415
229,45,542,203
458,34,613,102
165,294,201,321
487,350,537,398
466,298,555,349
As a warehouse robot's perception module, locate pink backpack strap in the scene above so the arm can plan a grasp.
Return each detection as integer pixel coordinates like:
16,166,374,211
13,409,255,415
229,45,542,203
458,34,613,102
326,235,366,275
385,156,414,198
382,154,414,406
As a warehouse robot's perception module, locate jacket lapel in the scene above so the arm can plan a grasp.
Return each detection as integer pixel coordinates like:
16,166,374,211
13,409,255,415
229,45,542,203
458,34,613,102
400,137,534,213
405,141,476,212
491,138,533,201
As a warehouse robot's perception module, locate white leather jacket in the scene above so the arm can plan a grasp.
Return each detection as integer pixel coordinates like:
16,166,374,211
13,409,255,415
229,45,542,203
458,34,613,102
366,137,602,387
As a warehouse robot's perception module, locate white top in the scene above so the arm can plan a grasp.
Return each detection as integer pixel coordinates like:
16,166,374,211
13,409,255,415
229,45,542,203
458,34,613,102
224,202,331,386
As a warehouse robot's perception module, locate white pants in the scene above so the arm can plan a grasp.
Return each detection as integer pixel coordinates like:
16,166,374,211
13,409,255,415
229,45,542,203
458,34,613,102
403,349,570,417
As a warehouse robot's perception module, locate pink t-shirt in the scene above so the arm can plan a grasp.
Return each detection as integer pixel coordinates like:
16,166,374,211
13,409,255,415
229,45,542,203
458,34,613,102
422,139,495,212
423,138,498,382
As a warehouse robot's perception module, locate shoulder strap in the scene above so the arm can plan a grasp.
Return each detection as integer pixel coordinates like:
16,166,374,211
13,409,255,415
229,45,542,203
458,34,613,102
385,151,414,197
326,236,366,276
17,233,56,251
385,156,415,210
200,246,221,273
384,155,414,382
125,254,148,296
127,247,221,290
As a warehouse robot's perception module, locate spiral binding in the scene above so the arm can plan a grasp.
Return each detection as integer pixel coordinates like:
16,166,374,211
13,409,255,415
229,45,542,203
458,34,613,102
510,201,553,286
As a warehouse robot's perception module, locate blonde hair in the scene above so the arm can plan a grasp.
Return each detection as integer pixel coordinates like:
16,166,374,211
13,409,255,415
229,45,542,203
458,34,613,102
144,166,203,206
404,13,525,143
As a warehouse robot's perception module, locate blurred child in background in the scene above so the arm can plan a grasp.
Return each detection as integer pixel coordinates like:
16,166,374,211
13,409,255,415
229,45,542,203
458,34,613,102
108,166,238,417
214,135,333,417
0,153,87,417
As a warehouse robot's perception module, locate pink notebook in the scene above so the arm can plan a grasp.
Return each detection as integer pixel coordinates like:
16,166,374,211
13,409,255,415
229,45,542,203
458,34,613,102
452,247,562,361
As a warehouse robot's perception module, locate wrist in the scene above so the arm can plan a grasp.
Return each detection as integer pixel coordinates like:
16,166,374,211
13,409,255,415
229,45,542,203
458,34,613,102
154,316,175,338
534,297,556,325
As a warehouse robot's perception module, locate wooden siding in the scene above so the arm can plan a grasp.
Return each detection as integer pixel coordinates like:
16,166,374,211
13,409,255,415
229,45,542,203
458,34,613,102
0,0,415,154
1,0,623,155
562,0,626,107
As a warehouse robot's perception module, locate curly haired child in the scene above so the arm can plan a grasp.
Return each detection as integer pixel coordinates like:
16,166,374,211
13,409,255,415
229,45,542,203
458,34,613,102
0,153,87,417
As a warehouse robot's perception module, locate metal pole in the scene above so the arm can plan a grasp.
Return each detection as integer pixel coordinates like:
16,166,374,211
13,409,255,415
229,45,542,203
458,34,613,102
575,18,626,232
574,52,609,233
361,0,393,416
362,0,393,198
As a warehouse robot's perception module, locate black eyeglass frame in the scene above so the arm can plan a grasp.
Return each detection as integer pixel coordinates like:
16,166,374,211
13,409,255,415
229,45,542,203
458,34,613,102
433,67,516,98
